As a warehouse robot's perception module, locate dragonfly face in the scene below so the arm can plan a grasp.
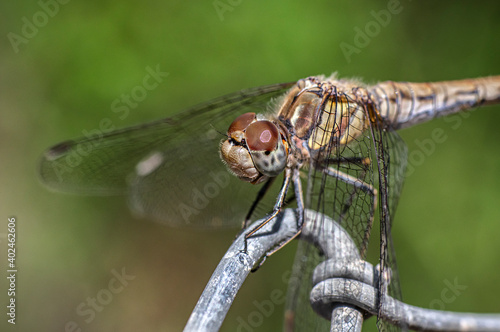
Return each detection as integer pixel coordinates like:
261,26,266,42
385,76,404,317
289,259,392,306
220,112,290,184
220,77,371,188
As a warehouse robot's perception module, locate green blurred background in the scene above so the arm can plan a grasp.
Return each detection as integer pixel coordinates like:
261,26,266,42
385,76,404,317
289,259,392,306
1,0,500,331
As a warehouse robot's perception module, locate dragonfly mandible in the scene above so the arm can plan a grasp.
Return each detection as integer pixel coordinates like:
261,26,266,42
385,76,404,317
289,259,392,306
38,74,500,331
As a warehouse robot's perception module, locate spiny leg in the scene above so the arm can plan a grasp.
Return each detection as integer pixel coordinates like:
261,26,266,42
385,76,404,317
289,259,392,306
243,167,292,254
242,177,277,229
264,168,304,254
321,156,372,168
251,167,304,271
322,165,377,257
326,158,373,221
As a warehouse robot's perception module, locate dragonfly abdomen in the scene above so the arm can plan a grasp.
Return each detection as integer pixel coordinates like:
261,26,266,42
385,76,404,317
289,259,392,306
370,76,500,129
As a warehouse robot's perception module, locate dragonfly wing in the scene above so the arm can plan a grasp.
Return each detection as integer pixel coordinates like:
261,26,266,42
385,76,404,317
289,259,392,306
284,93,408,330
284,240,329,332
372,119,408,331
285,93,379,331
38,82,295,228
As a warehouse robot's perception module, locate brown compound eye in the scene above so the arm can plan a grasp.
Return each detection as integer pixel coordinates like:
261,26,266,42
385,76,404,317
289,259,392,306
227,112,256,135
245,121,279,152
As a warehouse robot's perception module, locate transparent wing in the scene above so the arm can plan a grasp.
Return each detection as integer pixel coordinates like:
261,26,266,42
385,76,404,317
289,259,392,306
285,240,330,332
38,82,295,228
284,93,408,331
372,107,408,332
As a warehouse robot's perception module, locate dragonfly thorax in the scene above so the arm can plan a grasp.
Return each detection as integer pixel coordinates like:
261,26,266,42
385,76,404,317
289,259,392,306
220,112,289,184
278,77,371,153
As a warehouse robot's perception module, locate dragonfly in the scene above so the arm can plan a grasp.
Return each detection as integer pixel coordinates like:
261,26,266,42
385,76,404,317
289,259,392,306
38,74,500,331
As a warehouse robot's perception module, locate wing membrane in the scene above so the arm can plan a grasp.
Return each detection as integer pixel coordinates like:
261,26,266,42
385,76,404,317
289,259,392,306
372,112,408,331
284,91,408,331
38,82,295,227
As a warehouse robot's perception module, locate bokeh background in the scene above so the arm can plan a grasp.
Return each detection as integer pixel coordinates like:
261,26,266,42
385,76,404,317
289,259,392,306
1,0,500,331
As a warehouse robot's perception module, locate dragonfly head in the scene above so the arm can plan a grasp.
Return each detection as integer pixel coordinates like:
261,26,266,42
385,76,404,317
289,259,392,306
220,112,289,184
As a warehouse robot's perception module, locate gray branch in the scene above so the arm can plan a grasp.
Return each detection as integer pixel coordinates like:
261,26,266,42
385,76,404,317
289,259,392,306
183,209,300,332
183,209,500,331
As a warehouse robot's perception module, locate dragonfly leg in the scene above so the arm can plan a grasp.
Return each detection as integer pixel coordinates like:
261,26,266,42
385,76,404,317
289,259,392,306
249,167,304,271
321,156,371,169
242,177,277,229
263,168,304,253
323,166,378,257
244,167,292,248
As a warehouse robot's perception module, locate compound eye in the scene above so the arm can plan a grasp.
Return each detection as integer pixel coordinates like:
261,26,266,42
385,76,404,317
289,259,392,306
245,121,279,152
227,112,256,135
